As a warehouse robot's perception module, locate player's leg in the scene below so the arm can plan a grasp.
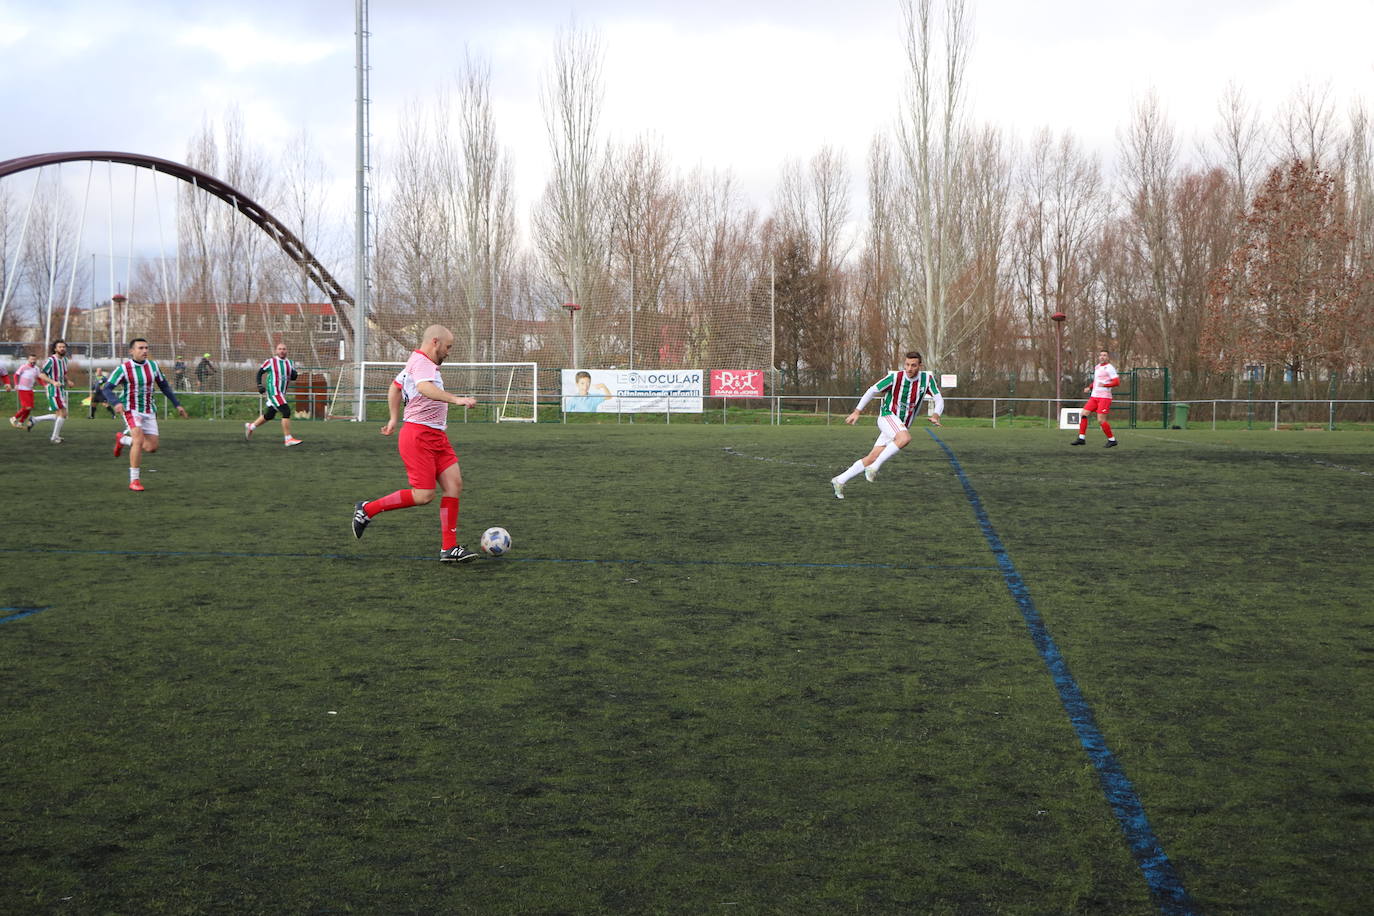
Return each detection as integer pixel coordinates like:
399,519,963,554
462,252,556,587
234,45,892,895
864,417,908,479
1100,404,1117,446
436,458,477,563
1073,400,1095,444
126,416,149,490
280,404,301,446
353,425,431,537
832,435,886,497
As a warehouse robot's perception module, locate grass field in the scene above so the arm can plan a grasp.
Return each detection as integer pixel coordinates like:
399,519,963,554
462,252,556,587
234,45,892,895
2,417,1372,914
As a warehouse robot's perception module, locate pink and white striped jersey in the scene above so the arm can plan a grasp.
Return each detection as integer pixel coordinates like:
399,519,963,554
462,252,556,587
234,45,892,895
13,364,40,391
394,349,450,430
1091,362,1120,399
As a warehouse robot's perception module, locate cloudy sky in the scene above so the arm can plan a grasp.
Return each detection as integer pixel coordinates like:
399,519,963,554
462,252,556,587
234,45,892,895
2,0,1372,266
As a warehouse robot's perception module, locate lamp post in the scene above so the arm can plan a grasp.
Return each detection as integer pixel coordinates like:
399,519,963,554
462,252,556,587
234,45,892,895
1051,311,1067,414
111,294,127,358
563,302,581,370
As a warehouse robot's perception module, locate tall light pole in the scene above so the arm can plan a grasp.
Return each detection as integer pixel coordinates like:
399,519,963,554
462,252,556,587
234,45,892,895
353,0,372,421
563,302,581,369
1051,311,1067,414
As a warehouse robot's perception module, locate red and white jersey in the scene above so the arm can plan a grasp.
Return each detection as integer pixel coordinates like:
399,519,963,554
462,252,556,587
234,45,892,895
394,349,449,431
13,364,40,391
1091,362,1120,399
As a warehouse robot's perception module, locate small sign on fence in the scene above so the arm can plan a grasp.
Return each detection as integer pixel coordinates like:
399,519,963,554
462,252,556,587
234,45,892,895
1059,407,1082,430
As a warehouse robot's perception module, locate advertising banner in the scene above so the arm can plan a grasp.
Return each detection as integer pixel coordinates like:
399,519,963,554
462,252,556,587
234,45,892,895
709,369,765,398
561,369,703,413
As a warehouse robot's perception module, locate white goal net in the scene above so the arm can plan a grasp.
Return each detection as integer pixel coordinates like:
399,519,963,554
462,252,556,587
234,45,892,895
329,361,539,422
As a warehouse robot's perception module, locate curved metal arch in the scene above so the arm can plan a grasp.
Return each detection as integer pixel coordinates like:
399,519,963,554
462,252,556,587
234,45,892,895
0,151,357,335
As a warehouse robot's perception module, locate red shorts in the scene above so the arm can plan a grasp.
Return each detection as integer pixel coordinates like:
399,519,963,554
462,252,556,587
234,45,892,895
398,422,457,489
1082,397,1112,416
16,390,34,411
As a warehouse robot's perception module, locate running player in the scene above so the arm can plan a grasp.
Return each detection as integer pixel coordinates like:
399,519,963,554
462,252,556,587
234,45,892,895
830,351,944,499
245,342,303,447
9,354,52,431
29,339,71,443
351,324,481,563
102,338,189,491
1071,350,1120,448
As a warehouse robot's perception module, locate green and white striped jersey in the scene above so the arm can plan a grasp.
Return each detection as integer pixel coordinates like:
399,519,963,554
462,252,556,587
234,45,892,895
873,370,942,426
41,354,68,388
257,356,297,405
106,358,168,413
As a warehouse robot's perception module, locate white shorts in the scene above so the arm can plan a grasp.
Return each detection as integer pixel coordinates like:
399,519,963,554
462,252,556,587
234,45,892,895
124,409,160,438
873,414,908,448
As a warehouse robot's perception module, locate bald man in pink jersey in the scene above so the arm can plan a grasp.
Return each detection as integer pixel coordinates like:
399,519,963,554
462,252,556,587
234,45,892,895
351,325,481,563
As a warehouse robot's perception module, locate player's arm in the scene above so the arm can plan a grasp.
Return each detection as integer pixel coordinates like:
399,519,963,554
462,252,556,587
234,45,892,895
845,384,881,425
155,374,189,418
100,379,124,412
381,381,403,436
416,379,476,409
255,365,267,394
926,376,944,425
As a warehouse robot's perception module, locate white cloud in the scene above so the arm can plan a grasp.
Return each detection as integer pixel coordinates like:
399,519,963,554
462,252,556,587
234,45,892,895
175,24,342,72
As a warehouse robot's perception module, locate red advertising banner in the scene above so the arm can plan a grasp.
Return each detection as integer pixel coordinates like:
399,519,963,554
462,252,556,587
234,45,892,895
710,369,764,397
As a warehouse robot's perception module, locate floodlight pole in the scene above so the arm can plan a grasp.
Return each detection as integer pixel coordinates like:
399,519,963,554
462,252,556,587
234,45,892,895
353,0,372,421
1051,311,1067,414
564,302,581,370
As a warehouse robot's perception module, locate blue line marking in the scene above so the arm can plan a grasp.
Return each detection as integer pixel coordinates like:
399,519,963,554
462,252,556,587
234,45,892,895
927,430,1197,915
1,606,50,624
0,547,995,573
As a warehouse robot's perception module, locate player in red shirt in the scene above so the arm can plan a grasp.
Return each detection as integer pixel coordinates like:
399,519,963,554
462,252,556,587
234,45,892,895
1072,350,1120,448
350,324,481,563
9,354,53,430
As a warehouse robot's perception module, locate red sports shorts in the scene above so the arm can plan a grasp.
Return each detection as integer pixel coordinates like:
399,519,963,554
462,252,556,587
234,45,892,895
398,422,458,489
1082,396,1112,416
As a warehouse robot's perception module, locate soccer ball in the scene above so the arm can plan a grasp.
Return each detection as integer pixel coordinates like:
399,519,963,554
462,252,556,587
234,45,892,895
480,526,511,557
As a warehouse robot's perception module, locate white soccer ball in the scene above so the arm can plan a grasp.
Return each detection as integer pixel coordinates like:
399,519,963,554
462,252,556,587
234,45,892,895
480,526,511,557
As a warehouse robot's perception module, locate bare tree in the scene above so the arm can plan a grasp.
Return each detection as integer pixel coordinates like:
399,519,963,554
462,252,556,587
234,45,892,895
1119,90,1180,364
533,22,610,365
276,128,340,366
606,135,685,368
680,167,768,370
1012,128,1109,381
1277,82,1338,168
1211,83,1268,213
858,135,905,374
454,56,517,364
895,0,972,364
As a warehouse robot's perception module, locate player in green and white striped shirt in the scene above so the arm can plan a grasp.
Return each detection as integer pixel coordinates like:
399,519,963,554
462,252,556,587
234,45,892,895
244,342,303,447
102,337,189,491
830,351,944,499
29,339,71,443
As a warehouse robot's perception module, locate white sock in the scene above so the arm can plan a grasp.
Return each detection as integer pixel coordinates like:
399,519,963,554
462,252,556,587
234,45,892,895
130,467,140,481
869,442,901,471
52,417,65,439
32,414,56,424
120,434,133,446
836,459,867,484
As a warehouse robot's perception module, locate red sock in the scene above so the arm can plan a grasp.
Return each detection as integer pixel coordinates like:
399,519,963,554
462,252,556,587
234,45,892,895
440,496,459,550
1101,421,1113,439
1078,416,1088,436
365,489,417,516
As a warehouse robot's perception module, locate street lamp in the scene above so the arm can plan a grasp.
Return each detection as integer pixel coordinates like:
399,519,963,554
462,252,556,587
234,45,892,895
111,294,127,358
563,302,581,369
1051,311,1067,413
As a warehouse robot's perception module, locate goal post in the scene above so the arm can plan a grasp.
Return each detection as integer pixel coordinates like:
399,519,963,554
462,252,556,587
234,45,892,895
328,361,539,422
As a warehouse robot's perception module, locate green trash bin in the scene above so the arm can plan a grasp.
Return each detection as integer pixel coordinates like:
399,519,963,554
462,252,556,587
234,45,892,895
1172,403,1189,429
